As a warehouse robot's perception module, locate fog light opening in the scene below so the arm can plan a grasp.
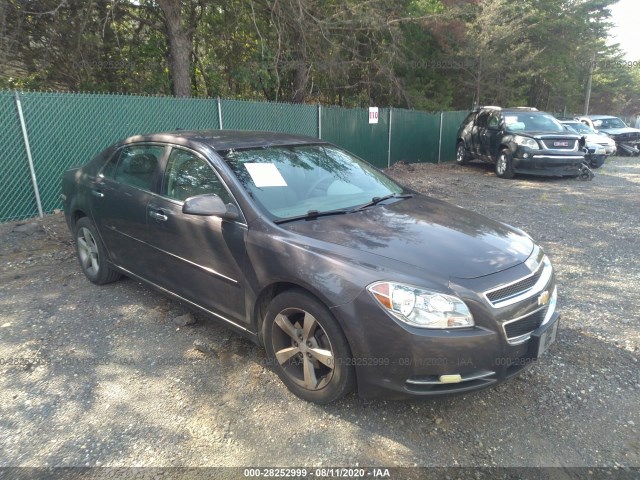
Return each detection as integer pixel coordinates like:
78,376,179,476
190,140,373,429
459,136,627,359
439,374,462,384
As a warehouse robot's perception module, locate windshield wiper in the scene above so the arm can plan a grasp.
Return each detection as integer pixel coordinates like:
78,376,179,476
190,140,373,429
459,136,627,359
274,208,350,225
351,193,413,212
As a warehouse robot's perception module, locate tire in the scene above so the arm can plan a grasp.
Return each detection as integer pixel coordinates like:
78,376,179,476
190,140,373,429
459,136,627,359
263,289,356,404
74,217,121,285
455,141,471,165
590,156,605,169
495,148,515,179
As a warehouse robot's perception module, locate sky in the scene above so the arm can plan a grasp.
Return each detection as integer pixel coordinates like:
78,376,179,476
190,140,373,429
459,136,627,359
608,0,640,61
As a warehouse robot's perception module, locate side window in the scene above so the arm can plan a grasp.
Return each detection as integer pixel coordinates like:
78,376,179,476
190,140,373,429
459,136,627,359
114,145,163,191
162,148,232,203
487,114,500,129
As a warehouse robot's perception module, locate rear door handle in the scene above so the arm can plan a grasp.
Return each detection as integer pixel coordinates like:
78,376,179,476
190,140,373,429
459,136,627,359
149,210,168,222
91,190,104,198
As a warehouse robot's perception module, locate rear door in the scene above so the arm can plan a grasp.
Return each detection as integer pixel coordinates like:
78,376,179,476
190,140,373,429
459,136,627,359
90,144,167,275
143,146,249,326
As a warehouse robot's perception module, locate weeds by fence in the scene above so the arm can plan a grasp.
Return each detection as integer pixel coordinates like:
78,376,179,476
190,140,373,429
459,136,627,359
0,90,468,222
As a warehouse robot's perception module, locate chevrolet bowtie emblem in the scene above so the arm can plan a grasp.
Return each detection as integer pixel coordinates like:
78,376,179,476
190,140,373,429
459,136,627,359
538,290,550,306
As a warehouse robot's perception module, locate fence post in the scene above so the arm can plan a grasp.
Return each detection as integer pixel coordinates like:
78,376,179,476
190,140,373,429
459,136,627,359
437,111,444,164
14,91,44,218
217,97,223,129
318,103,322,139
387,107,393,168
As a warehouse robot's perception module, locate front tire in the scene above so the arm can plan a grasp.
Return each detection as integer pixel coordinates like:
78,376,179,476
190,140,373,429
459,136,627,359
74,217,121,285
263,289,356,404
495,149,515,179
456,141,471,165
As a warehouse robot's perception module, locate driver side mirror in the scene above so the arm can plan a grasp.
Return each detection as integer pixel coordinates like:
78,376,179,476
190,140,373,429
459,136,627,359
182,194,239,220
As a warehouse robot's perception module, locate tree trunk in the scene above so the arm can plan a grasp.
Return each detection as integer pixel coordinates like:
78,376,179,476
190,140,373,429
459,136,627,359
158,0,192,97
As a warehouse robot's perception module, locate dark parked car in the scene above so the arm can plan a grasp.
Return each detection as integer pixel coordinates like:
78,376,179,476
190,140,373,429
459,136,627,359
577,115,640,156
62,130,560,403
456,107,586,178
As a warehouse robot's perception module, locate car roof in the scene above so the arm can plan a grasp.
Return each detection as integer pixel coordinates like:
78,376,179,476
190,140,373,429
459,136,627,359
120,130,327,152
476,106,539,113
582,115,617,120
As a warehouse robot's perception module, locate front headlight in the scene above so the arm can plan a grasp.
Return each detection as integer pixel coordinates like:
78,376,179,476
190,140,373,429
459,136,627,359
513,135,540,149
367,282,474,329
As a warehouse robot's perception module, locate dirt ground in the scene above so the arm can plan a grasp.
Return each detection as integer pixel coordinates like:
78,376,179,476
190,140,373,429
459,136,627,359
0,156,638,472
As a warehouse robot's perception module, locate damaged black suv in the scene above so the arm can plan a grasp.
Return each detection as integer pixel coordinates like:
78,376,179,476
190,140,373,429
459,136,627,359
456,107,586,179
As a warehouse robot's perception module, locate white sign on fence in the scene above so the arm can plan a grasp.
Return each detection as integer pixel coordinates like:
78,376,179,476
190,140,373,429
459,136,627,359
369,107,379,124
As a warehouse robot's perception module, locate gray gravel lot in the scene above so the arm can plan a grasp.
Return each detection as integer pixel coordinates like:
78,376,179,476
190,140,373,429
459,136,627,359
0,156,638,470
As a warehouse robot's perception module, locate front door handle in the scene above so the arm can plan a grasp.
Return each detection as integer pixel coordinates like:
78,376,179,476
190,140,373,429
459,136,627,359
91,190,104,198
149,210,168,222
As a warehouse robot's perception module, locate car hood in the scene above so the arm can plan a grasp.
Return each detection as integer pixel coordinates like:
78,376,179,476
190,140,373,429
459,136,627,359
598,127,640,136
280,195,534,279
515,131,581,140
585,133,615,145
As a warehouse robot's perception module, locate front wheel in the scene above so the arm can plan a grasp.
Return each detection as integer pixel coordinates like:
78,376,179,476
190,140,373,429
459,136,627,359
263,289,356,404
495,149,515,179
74,217,121,285
456,141,471,165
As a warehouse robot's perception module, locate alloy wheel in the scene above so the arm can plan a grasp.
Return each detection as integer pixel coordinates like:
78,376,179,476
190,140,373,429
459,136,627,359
271,308,335,390
496,154,507,175
77,227,100,276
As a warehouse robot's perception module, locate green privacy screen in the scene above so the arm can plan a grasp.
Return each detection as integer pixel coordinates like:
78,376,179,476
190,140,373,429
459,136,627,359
390,109,441,164
221,99,317,137
322,107,469,167
16,92,219,217
321,106,390,168
0,91,37,221
1,90,469,222
441,110,470,162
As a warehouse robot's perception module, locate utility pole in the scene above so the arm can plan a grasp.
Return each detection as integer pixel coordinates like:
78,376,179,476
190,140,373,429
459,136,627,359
583,52,596,116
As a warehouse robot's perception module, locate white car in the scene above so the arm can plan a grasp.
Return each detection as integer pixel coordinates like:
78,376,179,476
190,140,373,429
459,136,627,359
560,120,616,155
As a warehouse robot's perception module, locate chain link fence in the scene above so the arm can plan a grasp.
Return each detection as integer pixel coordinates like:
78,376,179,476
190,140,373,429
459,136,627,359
1,90,468,223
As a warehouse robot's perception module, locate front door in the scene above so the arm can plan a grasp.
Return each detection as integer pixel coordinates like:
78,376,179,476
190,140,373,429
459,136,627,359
144,147,249,325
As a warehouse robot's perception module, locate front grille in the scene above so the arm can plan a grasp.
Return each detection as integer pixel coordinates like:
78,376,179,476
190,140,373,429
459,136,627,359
486,267,543,304
504,307,547,341
542,139,577,150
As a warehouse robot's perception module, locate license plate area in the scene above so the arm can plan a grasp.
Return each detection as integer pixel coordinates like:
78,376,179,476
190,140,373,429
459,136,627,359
529,316,560,358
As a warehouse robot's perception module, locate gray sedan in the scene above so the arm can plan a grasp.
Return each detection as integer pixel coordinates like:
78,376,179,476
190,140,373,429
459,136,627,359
62,131,560,403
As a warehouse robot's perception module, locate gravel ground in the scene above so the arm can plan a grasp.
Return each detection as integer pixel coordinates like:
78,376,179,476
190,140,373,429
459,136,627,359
0,156,638,471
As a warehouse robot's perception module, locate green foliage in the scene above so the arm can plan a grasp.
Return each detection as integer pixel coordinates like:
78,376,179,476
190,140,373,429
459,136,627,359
1,0,638,114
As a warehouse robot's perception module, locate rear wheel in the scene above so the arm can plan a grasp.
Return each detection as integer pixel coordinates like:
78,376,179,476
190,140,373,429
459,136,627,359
263,289,355,404
456,141,471,165
75,217,121,285
495,149,515,179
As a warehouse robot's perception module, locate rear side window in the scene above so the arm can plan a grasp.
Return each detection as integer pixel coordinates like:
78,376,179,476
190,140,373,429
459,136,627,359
113,145,164,191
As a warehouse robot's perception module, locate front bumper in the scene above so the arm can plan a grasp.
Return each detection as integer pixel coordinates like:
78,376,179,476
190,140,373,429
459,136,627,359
331,261,559,399
511,146,584,177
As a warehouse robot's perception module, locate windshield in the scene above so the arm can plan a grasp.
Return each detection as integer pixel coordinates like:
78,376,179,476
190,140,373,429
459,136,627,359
223,144,404,220
504,113,564,132
564,122,595,134
595,117,627,129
